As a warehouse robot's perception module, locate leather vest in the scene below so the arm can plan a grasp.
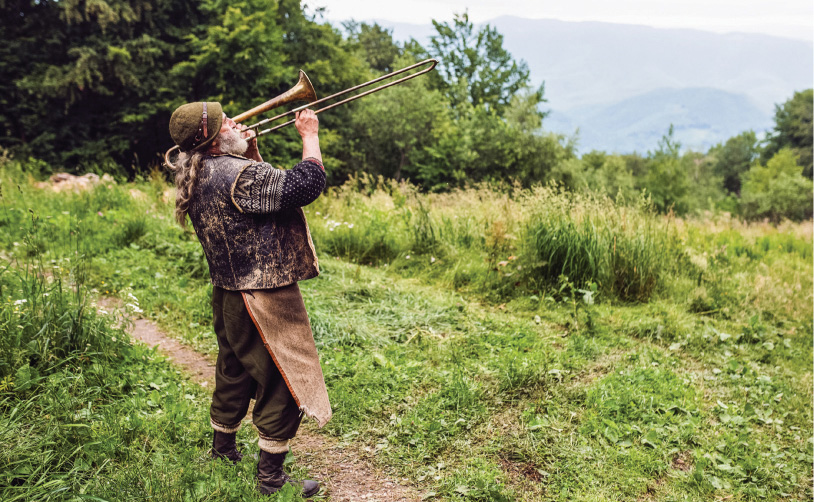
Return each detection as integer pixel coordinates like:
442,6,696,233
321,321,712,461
187,154,319,291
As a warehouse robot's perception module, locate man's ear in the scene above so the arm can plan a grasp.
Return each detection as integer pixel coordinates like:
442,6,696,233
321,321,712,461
207,136,221,155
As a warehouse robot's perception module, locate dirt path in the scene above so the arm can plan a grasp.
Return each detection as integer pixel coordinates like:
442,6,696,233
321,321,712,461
125,315,423,501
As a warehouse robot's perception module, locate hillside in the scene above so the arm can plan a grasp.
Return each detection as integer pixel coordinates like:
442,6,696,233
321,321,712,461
547,87,772,153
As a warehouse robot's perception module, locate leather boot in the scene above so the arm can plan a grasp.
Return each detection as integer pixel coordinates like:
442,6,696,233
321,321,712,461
256,450,319,497
211,431,243,464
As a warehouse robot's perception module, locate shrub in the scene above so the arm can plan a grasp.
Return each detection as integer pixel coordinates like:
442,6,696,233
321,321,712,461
740,148,813,222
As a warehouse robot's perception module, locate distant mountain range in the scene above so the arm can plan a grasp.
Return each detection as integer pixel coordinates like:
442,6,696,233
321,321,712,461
373,17,813,154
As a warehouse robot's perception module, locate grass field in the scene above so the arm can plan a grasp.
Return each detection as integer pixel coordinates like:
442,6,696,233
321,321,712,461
1,158,811,501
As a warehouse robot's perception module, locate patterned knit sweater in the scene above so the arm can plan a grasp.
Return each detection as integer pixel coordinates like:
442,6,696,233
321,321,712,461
231,157,325,214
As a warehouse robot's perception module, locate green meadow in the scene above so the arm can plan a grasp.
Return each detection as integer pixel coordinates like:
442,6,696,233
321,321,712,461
0,159,811,501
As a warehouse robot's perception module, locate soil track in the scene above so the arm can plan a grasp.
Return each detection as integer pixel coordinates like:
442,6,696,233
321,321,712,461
124,313,422,501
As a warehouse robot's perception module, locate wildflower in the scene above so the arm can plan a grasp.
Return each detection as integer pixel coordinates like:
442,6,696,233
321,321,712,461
405,255,411,260
316,211,321,215
127,293,139,302
431,256,436,263
348,223,354,229
126,303,144,313
98,211,104,217
13,299,27,305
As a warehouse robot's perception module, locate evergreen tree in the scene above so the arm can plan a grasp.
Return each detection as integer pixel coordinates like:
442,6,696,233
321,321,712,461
1,0,210,172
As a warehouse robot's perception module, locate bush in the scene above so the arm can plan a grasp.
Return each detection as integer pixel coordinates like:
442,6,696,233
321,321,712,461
740,148,813,222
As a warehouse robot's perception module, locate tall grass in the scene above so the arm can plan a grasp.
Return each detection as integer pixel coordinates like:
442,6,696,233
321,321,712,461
309,176,682,302
521,187,681,301
0,235,135,501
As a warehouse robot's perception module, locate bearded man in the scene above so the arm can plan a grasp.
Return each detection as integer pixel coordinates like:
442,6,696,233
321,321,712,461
168,101,330,498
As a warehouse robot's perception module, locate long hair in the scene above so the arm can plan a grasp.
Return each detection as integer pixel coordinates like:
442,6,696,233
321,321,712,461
172,151,205,228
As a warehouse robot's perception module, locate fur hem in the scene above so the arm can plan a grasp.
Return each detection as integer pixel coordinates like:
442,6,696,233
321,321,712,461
210,418,241,434
258,437,290,454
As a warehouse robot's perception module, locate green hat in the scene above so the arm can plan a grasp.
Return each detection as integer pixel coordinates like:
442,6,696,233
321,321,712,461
169,102,223,152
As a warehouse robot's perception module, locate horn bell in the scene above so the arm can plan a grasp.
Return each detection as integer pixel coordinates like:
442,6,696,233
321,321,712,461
232,70,318,124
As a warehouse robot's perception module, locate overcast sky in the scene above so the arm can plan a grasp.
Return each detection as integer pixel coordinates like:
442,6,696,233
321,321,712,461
310,0,813,41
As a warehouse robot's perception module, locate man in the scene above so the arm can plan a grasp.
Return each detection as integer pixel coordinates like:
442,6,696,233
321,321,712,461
167,101,331,497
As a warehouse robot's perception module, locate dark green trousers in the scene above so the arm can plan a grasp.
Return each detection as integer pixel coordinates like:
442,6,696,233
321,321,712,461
210,286,302,442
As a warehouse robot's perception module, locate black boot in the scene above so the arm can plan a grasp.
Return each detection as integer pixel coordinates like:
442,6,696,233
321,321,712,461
256,450,319,498
211,431,243,464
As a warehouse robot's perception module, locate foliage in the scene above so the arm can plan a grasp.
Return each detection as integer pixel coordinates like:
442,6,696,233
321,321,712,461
762,89,813,178
642,126,691,213
581,358,700,451
582,152,637,201
0,0,210,172
425,11,538,115
170,0,286,111
306,175,683,303
349,61,450,181
0,253,127,386
740,148,814,222
343,21,402,73
4,0,808,223
708,131,760,195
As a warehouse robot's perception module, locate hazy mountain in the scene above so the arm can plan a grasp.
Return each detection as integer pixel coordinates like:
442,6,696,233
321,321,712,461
375,17,813,153
548,87,772,154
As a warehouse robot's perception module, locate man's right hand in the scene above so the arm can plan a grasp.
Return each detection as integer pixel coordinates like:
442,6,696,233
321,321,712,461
295,109,319,138
295,109,322,163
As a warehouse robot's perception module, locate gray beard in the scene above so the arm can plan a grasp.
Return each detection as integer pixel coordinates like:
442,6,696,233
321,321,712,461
217,128,249,156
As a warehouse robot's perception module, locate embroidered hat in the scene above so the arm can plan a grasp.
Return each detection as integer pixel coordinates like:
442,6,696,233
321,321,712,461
169,102,223,152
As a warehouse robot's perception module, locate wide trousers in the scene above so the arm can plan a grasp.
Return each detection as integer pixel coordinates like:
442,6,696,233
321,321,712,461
209,286,302,451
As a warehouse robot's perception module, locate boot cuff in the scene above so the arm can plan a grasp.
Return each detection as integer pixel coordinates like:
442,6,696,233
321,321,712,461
210,417,242,434
258,434,290,454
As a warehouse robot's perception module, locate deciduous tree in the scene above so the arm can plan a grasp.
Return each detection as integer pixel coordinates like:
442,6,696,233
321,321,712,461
762,89,813,178
708,131,759,195
741,148,813,222
426,12,537,115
